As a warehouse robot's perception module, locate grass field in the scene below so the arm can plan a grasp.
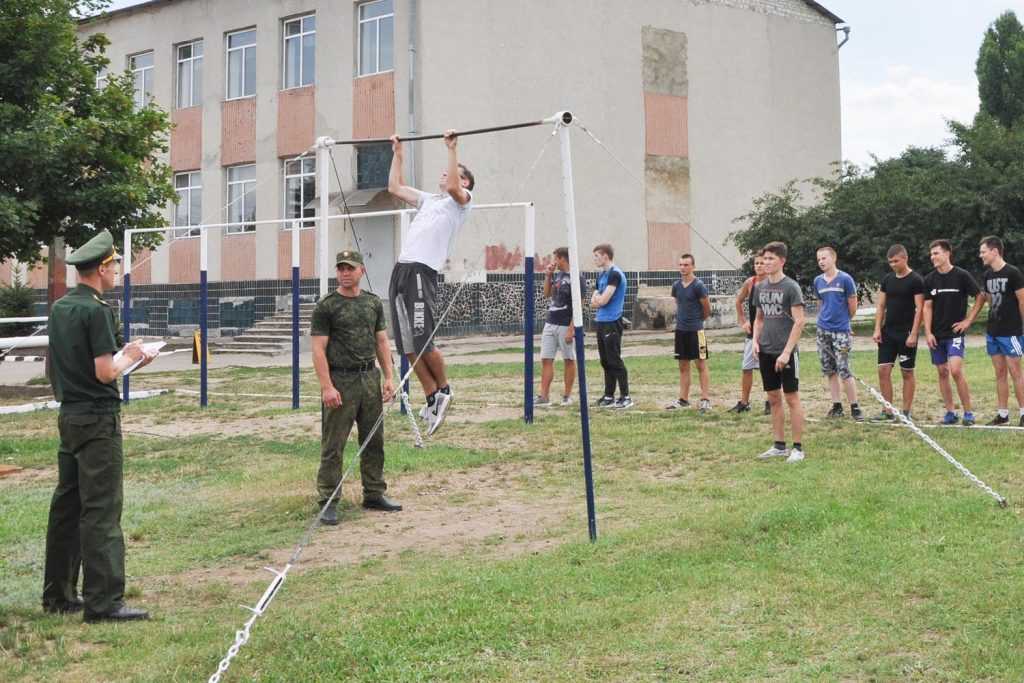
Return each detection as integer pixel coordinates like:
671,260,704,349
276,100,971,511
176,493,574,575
2,343,1023,682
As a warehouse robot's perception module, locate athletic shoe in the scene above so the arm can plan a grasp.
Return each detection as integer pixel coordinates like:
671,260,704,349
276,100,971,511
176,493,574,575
826,405,845,419
757,446,788,460
594,396,616,408
419,404,430,421
1019,415,1024,428
534,396,551,408
698,398,711,414
870,411,895,422
962,412,976,427
665,399,690,410
901,410,913,421
851,405,864,422
763,401,771,415
560,395,575,407
613,396,634,410
426,390,452,436
785,447,805,464
727,401,751,414
987,414,1010,427
940,411,959,426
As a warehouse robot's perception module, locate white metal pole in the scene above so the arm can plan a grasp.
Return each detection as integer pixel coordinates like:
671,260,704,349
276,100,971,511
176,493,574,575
559,123,584,330
123,230,132,277
317,137,332,298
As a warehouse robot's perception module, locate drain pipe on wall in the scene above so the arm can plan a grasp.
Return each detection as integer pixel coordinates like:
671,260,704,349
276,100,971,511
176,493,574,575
837,25,851,49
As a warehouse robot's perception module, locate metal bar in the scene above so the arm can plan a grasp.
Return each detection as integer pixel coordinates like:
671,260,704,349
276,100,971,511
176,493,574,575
317,139,330,298
199,230,209,409
291,222,301,410
524,255,534,424
0,317,48,324
122,272,131,404
329,119,547,146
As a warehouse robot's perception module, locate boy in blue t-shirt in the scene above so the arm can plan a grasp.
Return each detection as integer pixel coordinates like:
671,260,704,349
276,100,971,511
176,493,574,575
813,246,862,420
590,243,631,409
665,254,712,412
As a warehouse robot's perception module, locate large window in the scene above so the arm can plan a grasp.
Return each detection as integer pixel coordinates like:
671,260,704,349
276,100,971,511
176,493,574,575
173,172,202,238
129,51,154,109
283,158,316,228
95,67,108,90
358,0,393,76
356,144,392,189
176,40,203,108
283,15,315,89
226,165,256,233
226,29,256,99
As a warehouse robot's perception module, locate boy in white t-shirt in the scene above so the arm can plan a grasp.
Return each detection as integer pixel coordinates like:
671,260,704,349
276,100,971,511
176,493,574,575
387,130,474,436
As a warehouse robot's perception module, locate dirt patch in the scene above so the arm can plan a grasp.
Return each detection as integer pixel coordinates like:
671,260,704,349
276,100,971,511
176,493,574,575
0,384,53,406
125,410,322,441
0,466,55,487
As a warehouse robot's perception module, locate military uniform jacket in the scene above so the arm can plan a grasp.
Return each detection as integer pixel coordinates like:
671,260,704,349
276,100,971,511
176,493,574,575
310,291,387,370
48,284,122,414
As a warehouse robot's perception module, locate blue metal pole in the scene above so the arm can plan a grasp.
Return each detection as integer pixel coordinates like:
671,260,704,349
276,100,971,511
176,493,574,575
122,272,131,404
199,268,208,408
575,327,597,541
524,256,535,424
400,355,410,415
292,265,300,410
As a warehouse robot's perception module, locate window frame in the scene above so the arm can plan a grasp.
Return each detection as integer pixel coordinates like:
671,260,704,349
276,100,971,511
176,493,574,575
128,50,155,110
172,171,203,239
175,39,203,109
282,157,317,230
282,14,316,90
225,28,257,101
357,0,395,77
225,164,257,234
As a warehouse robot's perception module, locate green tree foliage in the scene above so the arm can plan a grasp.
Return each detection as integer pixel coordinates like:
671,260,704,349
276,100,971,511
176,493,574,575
977,11,1024,128
0,276,39,335
0,0,176,264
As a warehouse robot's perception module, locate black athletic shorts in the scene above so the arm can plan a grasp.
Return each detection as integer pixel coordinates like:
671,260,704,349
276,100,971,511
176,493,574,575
389,261,438,357
674,330,709,361
758,350,800,394
877,330,918,370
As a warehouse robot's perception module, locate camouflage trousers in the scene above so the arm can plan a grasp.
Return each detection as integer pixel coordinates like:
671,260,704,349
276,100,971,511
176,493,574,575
316,368,386,504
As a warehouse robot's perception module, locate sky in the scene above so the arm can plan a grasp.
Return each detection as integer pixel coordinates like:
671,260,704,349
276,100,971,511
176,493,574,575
103,0,1024,167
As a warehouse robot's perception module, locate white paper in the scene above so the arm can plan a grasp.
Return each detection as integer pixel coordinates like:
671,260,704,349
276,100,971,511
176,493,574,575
115,341,166,376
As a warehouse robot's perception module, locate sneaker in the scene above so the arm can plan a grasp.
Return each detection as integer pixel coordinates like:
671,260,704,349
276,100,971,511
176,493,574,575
698,398,711,414
902,410,913,421
613,396,634,410
665,399,690,410
940,411,959,426
426,390,452,436
785,447,805,464
763,401,772,416
851,405,864,422
419,404,430,421
560,395,575,407
534,396,551,408
961,412,976,427
870,411,895,422
757,446,788,460
594,395,616,408
987,414,1010,427
727,401,751,414
826,405,845,419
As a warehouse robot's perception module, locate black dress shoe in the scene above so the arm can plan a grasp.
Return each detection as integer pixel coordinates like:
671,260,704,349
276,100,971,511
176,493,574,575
362,495,402,512
84,604,150,623
321,503,339,526
43,596,84,614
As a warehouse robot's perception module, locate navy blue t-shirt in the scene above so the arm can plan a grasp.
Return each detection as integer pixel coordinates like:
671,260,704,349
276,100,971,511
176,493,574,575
546,271,585,326
671,277,709,332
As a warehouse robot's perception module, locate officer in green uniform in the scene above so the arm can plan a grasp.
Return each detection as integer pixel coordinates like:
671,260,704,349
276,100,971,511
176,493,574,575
42,229,154,623
312,250,400,524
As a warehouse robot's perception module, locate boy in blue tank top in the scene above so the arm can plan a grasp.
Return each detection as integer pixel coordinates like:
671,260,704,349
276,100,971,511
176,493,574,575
590,243,632,409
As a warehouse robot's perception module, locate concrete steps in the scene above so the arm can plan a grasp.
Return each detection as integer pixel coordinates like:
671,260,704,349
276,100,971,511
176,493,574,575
214,303,316,356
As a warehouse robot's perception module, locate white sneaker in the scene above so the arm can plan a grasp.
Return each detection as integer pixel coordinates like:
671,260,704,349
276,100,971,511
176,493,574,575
757,446,788,460
698,398,711,414
426,390,452,436
785,448,805,464
418,404,430,421
560,395,575,406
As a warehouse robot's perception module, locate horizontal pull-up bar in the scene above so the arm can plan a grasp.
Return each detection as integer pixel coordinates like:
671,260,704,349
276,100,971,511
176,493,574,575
327,111,574,146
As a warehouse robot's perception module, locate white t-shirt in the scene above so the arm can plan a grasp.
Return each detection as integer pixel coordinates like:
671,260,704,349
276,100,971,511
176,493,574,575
398,188,473,272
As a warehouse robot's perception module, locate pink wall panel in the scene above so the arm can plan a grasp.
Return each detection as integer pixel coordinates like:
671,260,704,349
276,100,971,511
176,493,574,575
221,98,256,166
131,248,152,285
353,72,395,139
27,260,47,289
170,106,203,171
647,222,691,270
169,238,200,284
644,93,688,158
0,260,12,286
276,229,316,279
221,232,256,281
277,86,316,158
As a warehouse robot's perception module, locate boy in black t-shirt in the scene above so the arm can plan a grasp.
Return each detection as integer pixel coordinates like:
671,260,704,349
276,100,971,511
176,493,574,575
923,239,985,426
871,245,924,420
978,236,1024,426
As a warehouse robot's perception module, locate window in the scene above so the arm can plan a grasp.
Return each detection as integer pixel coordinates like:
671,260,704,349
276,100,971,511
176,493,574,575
173,172,202,238
283,158,316,228
226,165,256,233
357,0,393,76
129,51,154,109
95,67,108,90
176,40,203,108
356,144,392,189
226,29,256,99
283,15,315,89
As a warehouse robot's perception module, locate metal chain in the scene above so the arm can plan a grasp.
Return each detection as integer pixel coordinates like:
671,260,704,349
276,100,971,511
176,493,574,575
400,390,425,448
855,376,1008,507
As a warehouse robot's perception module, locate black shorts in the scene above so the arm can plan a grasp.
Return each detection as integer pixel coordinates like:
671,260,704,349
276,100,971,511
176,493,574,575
877,330,918,370
388,261,438,357
674,330,709,361
758,351,800,394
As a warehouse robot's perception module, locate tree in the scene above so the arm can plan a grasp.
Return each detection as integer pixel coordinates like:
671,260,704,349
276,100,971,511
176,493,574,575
977,11,1024,129
0,0,176,265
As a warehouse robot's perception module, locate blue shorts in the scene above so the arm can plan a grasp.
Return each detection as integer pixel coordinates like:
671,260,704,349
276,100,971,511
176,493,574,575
986,334,1024,357
930,336,966,366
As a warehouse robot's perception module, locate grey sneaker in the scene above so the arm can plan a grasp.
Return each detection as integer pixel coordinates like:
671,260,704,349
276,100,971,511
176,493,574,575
785,447,805,464
698,398,711,414
851,405,864,422
757,446,788,460
534,396,551,408
594,396,616,408
727,401,751,414
613,396,634,409
426,390,452,436
665,399,690,410
560,395,575,406
870,411,895,422
826,405,845,419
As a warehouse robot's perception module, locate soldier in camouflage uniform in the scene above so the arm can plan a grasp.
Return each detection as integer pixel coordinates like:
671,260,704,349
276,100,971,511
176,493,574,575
312,250,400,523
43,229,155,623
